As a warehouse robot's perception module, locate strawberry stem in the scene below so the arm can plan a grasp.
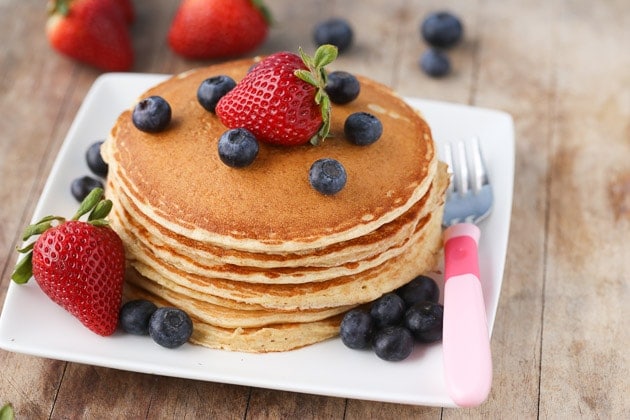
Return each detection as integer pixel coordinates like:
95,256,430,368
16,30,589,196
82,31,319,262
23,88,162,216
294,45,338,145
72,187,104,220
251,0,273,25
48,0,71,16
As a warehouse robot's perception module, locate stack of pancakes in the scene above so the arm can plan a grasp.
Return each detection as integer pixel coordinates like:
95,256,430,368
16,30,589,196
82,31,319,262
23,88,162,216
101,58,448,352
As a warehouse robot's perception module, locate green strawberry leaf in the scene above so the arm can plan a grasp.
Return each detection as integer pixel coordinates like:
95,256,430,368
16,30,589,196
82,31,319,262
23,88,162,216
88,199,113,223
313,44,338,68
21,215,64,241
72,187,104,220
11,252,33,284
0,403,15,420
294,69,319,87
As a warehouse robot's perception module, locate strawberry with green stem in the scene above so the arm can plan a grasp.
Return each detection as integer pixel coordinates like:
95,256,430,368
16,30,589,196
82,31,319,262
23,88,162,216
216,44,338,146
12,188,126,336
46,0,133,71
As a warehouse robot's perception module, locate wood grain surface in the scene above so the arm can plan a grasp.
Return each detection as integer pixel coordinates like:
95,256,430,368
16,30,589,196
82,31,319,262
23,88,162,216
1,0,628,418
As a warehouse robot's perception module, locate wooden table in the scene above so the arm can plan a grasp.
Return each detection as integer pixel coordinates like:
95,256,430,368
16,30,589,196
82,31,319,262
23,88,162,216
1,0,628,417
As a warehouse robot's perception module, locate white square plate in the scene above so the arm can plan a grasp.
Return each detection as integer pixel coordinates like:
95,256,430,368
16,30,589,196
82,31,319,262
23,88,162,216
0,73,513,407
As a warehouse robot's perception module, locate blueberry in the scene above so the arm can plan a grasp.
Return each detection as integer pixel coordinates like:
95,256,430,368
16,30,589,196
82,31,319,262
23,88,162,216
404,301,444,343
340,308,374,350
86,141,108,178
308,158,347,195
420,11,464,49
119,299,157,335
372,326,414,361
313,18,354,53
71,176,103,202
420,49,451,77
395,275,440,307
197,75,236,112
149,307,193,349
370,292,406,328
218,128,259,168
344,112,383,146
132,96,172,133
325,71,360,104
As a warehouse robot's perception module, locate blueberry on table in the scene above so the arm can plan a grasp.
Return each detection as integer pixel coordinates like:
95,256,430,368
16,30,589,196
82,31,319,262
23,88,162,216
197,75,236,112
132,96,172,133
344,112,383,146
372,326,414,361
420,11,464,49
86,141,108,178
404,301,444,343
218,128,259,168
309,158,347,195
340,308,374,350
395,275,440,307
420,49,451,77
370,292,405,328
325,71,360,104
313,18,354,52
70,176,103,202
149,307,193,349
119,299,158,335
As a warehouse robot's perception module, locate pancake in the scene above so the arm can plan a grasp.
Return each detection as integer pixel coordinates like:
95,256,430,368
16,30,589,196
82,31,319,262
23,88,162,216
102,58,437,253
107,164,447,283
125,207,443,310
102,56,448,352
107,167,443,269
124,269,352,328
125,282,343,353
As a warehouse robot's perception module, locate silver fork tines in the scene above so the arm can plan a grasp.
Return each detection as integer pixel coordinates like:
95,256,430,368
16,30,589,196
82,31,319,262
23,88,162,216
442,137,493,227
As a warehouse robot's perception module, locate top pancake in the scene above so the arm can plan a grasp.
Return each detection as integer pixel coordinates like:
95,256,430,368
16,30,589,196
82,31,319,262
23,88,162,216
102,58,437,252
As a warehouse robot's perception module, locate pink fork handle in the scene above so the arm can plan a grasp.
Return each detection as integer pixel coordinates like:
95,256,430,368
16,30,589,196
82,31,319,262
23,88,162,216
443,223,492,407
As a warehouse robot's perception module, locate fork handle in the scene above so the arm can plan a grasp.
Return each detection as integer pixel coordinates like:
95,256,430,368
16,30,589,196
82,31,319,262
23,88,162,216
443,223,492,407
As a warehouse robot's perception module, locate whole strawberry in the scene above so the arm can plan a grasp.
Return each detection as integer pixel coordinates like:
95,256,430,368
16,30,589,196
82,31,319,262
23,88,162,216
12,188,126,336
168,0,271,59
46,0,133,71
216,45,338,146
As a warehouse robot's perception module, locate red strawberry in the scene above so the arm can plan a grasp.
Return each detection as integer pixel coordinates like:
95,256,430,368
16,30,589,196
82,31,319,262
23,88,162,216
12,188,126,336
168,0,271,59
46,0,133,71
216,45,338,146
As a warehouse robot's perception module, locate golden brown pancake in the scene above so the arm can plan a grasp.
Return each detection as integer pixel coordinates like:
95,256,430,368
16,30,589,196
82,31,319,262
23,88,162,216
107,166,447,283
102,57,447,352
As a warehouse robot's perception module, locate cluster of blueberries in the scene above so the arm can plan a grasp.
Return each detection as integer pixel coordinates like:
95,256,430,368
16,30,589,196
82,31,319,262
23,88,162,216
312,12,464,79
119,299,193,349
419,11,465,77
340,275,444,361
71,140,109,202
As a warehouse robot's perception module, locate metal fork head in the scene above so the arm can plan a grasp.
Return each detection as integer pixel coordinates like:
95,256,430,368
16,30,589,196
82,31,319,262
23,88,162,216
442,137,493,227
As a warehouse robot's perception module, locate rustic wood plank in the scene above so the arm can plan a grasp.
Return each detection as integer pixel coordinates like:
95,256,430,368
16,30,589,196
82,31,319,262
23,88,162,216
50,364,250,419
541,0,630,416
246,388,346,419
